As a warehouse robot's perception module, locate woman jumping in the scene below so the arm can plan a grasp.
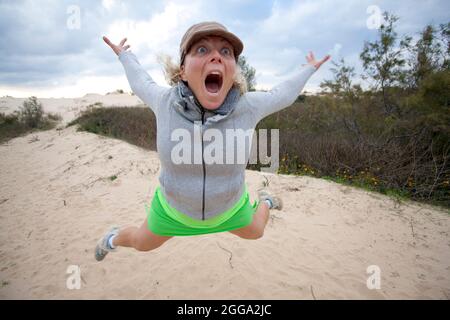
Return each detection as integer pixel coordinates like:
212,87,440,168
95,21,330,261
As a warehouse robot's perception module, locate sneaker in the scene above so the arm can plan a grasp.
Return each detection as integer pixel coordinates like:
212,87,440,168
258,190,283,210
95,227,119,261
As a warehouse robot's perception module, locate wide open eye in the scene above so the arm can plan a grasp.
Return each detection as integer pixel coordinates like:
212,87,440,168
196,46,207,54
221,47,232,56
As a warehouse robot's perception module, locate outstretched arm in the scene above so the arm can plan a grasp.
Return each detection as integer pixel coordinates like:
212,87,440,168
103,36,169,114
243,52,330,122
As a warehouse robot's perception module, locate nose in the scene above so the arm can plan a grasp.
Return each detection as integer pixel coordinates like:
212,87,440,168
209,49,222,63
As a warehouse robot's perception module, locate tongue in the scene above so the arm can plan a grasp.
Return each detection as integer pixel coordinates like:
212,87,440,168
205,82,220,93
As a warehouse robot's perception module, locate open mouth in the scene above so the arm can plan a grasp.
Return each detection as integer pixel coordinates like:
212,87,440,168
204,72,223,94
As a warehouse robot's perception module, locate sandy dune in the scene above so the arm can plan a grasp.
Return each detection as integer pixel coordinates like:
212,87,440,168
0,96,449,299
0,93,143,126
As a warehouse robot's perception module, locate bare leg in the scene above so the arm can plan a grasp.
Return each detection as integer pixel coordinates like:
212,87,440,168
113,219,173,251
229,201,270,240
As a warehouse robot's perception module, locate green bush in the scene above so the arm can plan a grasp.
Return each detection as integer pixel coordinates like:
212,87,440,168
19,96,44,128
46,112,63,122
68,105,157,151
0,97,61,143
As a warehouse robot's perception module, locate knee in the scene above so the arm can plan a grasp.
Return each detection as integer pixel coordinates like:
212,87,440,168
252,231,265,240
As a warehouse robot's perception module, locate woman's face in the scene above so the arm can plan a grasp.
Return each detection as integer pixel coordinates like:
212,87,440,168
180,36,236,110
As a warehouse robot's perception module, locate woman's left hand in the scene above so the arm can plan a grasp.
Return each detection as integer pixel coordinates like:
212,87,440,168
306,51,330,69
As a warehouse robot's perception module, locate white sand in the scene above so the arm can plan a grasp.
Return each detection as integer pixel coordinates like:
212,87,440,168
0,93,143,126
0,96,449,299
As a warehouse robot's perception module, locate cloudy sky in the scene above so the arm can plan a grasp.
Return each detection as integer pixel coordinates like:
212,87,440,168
0,0,448,98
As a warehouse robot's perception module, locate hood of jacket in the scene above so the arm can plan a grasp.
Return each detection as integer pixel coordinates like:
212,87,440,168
173,80,240,124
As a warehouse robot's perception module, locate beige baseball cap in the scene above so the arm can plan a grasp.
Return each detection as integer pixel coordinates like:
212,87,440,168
179,21,244,65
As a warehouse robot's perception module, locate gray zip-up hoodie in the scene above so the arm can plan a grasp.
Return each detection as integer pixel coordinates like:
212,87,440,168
118,50,317,220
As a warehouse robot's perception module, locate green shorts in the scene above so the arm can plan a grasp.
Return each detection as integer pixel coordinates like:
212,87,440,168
145,185,259,236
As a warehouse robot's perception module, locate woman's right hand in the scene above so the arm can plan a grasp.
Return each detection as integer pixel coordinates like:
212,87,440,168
103,36,130,56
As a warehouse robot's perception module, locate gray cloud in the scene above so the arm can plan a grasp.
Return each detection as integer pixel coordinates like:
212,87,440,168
1,0,449,95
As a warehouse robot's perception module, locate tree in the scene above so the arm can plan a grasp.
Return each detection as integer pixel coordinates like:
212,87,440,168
438,22,450,70
319,58,364,140
407,25,444,89
319,58,362,100
360,11,411,115
237,56,256,91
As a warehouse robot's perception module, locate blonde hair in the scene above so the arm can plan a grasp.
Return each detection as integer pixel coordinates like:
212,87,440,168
156,53,248,95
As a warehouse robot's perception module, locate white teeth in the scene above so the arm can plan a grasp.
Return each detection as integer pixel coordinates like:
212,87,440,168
209,71,222,76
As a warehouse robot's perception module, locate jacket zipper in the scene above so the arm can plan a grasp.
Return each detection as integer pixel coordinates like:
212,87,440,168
201,108,206,220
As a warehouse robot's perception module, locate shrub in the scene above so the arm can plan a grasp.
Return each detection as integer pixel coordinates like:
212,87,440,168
18,96,44,128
